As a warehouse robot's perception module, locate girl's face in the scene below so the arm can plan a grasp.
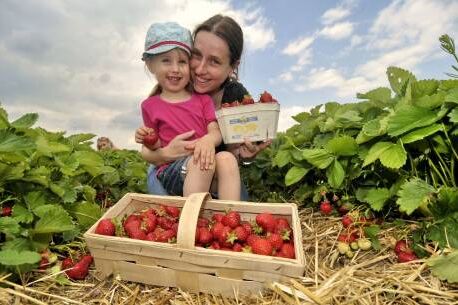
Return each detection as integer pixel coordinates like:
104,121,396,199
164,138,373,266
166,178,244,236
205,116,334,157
190,31,235,95
147,48,190,95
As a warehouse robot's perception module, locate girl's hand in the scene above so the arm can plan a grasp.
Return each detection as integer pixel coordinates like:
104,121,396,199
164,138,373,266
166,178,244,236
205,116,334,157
193,135,216,170
239,139,272,160
135,126,154,144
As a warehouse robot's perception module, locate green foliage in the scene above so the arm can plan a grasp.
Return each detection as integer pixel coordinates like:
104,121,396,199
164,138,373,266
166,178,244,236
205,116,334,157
427,250,458,283
0,105,148,272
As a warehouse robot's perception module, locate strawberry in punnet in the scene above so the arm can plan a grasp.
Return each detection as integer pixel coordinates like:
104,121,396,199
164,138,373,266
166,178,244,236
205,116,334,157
251,237,274,256
275,218,292,240
259,91,274,103
232,243,243,252
218,226,236,247
233,226,248,243
197,217,210,228
246,234,260,247
124,218,147,240
196,227,213,245
222,211,241,228
157,216,175,230
240,221,252,235
95,218,116,236
267,233,283,251
256,212,276,233
1,206,12,217
209,241,221,250
212,213,224,223
164,205,180,218
241,95,255,105
277,243,295,259
319,200,333,215
210,222,224,239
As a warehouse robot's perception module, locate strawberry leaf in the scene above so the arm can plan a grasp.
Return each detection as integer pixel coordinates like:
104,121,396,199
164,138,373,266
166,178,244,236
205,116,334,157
274,150,292,167
0,250,41,266
363,225,381,250
10,113,38,129
387,105,438,137
379,142,407,169
396,179,436,215
386,66,416,96
414,92,445,109
0,130,36,152
326,159,344,188
12,204,34,224
360,188,391,211
445,87,458,104
325,136,358,156
35,135,71,156
411,79,439,98
357,87,392,104
285,166,309,186
32,205,75,234
68,201,102,230
427,250,458,283
302,149,334,169
401,124,443,144
448,108,458,123
0,217,21,236
363,142,392,167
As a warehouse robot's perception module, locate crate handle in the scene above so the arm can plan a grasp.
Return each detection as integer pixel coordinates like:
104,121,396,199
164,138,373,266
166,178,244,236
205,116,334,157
176,192,211,249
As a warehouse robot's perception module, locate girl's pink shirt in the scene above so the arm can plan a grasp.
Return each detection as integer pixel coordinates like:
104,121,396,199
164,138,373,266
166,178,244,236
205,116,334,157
141,93,216,147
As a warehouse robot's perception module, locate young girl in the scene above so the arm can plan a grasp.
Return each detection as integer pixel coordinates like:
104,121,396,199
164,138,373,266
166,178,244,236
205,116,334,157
138,22,240,200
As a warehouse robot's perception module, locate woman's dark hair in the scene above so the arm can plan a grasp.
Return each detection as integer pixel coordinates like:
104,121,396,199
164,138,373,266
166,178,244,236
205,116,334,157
193,15,244,67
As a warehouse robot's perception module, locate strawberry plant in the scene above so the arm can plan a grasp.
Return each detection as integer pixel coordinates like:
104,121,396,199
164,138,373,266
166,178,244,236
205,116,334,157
0,106,147,276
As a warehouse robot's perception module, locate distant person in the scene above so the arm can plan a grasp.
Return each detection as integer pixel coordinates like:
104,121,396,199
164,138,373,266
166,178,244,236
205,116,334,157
135,21,240,199
135,15,271,199
97,137,118,151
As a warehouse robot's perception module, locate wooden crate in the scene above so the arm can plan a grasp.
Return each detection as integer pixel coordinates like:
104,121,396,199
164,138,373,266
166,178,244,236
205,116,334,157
83,192,305,297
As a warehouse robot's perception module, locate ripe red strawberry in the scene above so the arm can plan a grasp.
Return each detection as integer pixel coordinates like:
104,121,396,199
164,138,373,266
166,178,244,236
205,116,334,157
341,215,353,228
337,233,356,243
196,227,213,245
197,217,210,228
256,212,276,233
143,132,159,150
212,213,224,223
164,206,180,218
211,222,224,239
218,226,236,247
1,206,12,217
397,251,418,263
259,91,273,103
157,229,176,243
232,243,243,252
277,243,295,259
267,233,284,250
209,241,221,250
63,255,93,280
241,95,255,105
275,218,292,240
157,216,175,230
39,257,49,270
319,201,333,215
251,238,273,256
394,240,413,254
95,219,116,236
123,214,140,229
246,234,259,247
233,226,248,242
141,214,157,233
222,211,241,228
240,221,252,235
124,219,146,240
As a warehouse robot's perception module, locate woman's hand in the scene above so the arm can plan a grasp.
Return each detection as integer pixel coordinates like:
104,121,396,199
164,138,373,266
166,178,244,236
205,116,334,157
192,135,216,170
238,139,272,160
164,130,198,159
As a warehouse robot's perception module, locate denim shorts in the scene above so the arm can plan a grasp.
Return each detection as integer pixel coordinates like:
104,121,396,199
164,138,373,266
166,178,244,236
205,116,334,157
156,157,190,196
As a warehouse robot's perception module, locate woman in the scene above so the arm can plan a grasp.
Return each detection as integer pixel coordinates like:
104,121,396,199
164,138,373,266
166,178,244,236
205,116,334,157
135,14,271,200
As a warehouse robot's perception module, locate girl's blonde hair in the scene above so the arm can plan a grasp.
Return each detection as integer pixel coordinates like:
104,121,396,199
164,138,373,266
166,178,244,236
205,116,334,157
144,50,193,97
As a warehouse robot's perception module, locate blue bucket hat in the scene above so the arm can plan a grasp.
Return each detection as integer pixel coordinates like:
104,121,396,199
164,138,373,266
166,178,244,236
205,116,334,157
142,22,192,60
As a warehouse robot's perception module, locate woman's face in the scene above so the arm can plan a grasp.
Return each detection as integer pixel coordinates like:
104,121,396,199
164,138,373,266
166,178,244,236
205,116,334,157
190,31,234,95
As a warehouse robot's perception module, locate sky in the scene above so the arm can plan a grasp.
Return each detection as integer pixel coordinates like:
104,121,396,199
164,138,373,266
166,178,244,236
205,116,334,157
1,0,458,150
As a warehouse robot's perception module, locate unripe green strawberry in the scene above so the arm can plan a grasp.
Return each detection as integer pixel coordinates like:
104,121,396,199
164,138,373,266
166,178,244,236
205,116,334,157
357,238,372,251
350,241,359,250
345,250,355,258
337,242,350,254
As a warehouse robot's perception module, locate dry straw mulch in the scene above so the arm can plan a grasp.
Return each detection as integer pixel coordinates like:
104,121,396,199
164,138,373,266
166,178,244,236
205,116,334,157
1,208,457,305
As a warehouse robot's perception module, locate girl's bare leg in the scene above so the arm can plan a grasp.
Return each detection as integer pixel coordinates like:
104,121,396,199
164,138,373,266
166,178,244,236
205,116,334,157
183,158,215,196
213,152,241,200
